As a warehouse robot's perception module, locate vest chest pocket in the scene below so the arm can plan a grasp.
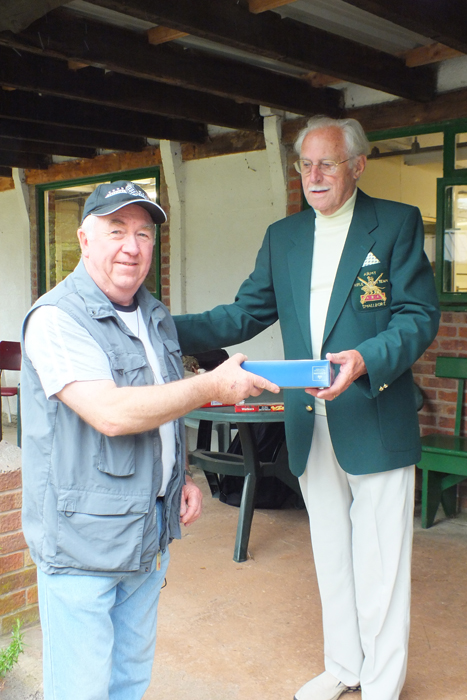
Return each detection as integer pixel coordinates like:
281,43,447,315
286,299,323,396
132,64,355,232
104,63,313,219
108,352,151,387
98,434,136,477
55,490,150,572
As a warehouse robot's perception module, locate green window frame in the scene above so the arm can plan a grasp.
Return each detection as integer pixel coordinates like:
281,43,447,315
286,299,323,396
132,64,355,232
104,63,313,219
368,119,467,310
36,166,162,298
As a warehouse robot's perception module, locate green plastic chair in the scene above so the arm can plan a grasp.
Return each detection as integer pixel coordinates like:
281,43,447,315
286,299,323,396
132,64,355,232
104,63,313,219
419,356,467,528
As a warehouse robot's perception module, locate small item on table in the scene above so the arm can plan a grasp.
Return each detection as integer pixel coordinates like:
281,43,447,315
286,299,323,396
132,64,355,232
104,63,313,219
235,403,284,413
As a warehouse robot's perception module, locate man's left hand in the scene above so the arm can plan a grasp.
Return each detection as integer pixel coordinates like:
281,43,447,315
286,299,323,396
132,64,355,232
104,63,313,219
180,476,203,526
306,350,367,401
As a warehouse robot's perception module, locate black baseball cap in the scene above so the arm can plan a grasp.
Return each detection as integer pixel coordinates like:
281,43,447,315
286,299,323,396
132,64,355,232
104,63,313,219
81,180,166,225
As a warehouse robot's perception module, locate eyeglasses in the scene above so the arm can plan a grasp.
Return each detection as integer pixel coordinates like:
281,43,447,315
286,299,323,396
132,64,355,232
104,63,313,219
293,158,351,175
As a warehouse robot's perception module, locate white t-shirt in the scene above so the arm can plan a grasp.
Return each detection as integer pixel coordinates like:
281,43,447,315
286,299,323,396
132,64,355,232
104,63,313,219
25,304,176,495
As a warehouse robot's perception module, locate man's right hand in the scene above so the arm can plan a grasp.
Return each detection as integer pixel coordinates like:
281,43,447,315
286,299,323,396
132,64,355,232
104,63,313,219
207,353,279,404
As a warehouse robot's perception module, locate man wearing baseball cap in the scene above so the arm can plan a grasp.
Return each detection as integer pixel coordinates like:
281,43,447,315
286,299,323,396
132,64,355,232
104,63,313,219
21,181,278,700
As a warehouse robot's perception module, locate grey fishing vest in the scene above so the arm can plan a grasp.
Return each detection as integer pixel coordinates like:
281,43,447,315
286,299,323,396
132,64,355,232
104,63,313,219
21,260,185,575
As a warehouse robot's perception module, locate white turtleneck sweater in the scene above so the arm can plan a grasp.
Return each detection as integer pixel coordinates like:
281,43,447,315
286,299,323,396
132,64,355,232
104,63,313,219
310,188,357,415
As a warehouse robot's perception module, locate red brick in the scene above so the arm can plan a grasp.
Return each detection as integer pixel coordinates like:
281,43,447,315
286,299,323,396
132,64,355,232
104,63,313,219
439,416,455,430
421,388,437,401
438,390,458,403
424,377,456,389
0,532,27,555
26,585,38,605
0,590,25,616
0,491,22,513
438,325,458,337
287,204,301,215
0,605,40,635
0,552,23,576
418,415,437,427
0,471,21,492
0,568,36,596
0,511,22,534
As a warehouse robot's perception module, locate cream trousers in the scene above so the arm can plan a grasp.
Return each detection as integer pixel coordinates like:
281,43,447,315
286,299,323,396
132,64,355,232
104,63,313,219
299,414,415,700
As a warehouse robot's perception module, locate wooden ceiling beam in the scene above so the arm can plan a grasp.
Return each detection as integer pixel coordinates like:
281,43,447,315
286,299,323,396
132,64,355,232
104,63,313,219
0,149,49,169
0,136,96,159
0,44,262,132
147,26,189,44
0,7,341,117
248,0,297,13
90,0,436,102
0,117,147,152
403,43,464,68
342,0,467,54
0,90,207,143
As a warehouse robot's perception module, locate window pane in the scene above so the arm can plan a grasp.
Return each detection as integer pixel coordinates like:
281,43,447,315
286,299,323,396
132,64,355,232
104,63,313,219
44,177,160,294
442,185,467,292
455,132,467,170
361,132,443,273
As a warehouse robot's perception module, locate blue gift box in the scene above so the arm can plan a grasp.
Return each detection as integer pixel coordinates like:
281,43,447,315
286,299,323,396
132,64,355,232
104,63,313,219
241,360,333,388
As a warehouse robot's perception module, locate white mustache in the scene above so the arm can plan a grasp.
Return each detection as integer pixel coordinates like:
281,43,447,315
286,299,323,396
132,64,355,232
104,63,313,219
308,186,330,192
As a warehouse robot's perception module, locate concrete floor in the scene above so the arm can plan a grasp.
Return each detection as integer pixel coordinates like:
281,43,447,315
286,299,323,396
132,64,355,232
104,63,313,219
1,449,466,699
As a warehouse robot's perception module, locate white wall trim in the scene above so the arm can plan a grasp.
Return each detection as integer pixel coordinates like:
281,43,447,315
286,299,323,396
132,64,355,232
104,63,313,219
160,140,186,313
261,107,287,218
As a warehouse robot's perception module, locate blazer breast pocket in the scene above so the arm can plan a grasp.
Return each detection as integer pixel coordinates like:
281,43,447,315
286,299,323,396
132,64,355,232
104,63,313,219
351,262,391,313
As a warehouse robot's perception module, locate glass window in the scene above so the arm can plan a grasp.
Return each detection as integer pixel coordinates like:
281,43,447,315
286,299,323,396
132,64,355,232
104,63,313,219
455,132,467,170
360,132,443,272
40,174,161,296
442,185,467,292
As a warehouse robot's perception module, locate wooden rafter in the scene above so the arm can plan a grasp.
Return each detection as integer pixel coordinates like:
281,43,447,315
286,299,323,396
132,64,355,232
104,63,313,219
0,7,341,117
248,0,296,14
89,0,435,102
0,90,207,143
342,0,467,54
0,45,262,132
147,26,189,45
403,43,464,68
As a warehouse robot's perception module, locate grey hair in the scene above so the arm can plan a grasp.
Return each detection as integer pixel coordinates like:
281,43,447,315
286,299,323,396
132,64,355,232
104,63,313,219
294,115,370,160
79,214,97,240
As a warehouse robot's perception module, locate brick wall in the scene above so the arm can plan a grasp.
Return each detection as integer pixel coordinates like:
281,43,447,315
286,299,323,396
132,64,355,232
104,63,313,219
0,463,39,635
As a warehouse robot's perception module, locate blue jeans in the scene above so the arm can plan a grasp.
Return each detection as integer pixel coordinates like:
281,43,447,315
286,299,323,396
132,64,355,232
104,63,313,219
37,504,170,700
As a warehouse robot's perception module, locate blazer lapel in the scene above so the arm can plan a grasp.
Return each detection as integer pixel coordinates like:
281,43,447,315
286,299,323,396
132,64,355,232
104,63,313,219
287,209,315,355
322,190,378,346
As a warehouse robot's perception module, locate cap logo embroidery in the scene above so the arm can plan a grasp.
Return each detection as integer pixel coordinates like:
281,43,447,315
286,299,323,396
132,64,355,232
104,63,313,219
104,183,150,200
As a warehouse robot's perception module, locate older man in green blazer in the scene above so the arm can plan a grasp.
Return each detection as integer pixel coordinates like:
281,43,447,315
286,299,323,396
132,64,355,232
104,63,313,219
175,116,440,700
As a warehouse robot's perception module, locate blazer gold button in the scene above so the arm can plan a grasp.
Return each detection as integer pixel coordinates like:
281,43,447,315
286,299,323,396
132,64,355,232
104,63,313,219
305,405,313,412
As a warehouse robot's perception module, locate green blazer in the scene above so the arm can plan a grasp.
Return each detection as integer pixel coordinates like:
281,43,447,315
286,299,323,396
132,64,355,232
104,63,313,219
175,190,440,477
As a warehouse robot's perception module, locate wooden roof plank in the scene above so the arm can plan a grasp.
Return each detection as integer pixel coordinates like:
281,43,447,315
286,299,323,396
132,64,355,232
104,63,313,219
0,149,49,169
0,135,96,159
0,44,262,132
0,118,147,152
0,90,207,143
147,26,189,44
90,0,436,101
0,7,341,117
342,0,467,55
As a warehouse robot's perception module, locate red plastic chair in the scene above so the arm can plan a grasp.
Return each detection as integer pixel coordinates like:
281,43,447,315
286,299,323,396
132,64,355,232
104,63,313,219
0,341,22,444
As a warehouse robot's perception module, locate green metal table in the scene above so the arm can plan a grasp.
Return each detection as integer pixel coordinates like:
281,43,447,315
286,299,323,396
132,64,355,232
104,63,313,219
186,394,300,562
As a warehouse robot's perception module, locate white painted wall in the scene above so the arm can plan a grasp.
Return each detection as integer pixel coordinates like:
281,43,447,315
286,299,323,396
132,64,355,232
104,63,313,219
181,150,285,360
0,171,31,414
